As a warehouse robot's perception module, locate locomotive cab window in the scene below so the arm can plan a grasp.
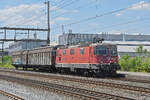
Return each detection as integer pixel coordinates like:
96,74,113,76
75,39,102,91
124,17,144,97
80,48,84,55
94,46,107,55
62,50,66,56
110,46,117,56
70,49,75,55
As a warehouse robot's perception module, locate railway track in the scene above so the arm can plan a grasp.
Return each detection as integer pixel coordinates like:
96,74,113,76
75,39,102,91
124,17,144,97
3,68,150,84
0,74,134,100
0,89,24,100
109,77,150,84
0,69,150,94
1,68,150,84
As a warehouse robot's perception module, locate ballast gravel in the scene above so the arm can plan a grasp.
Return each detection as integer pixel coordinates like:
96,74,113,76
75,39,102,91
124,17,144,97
0,70,150,99
0,79,78,100
0,93,14,100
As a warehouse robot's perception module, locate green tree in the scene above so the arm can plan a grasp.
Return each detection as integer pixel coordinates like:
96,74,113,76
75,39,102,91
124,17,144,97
119,54,130,71
136,45,148,56
136,45,143,54
119,45,150,72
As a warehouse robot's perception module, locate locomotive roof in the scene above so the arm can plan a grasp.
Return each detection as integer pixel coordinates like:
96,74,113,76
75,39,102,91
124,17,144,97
90,42,116,46
57,42,116,49
12,42,116,53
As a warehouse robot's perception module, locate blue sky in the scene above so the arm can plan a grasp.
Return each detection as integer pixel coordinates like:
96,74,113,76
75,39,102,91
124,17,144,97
0,0,150,42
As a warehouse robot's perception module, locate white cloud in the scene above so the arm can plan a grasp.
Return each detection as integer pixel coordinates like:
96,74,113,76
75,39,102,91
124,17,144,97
0,3,58,27
72,10,79,13
109,30,124,34
51,6,58,11
55,17,71,21
116,13,122,16
115,1,150,17
130,1,150,10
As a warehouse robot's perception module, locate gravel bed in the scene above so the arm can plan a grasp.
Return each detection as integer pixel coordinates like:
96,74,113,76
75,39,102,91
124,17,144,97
1,70,150,89
118,71,150,80
0,79,78,100
0,94,14,100
0,72,150,99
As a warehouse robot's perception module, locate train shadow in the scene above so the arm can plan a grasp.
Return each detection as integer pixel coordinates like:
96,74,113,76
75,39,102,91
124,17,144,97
18,68,126,79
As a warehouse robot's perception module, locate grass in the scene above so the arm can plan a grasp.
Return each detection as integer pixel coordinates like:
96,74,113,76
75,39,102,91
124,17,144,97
0,56,15,69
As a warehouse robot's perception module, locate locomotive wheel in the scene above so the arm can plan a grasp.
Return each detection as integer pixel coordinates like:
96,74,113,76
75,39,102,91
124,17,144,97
83,71,88,77
75,69,84,76
110,71,117,77
15,67,18,70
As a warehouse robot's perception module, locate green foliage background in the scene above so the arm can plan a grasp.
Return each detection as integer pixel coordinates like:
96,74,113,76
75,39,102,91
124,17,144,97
0,56,14,68
119,45,150,72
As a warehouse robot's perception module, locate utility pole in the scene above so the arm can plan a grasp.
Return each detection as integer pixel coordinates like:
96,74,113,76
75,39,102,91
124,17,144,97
62,24,65,35
27,30,30,50
44,1,50,45
4,29,6,40
14,30,16,40
1,42,4,64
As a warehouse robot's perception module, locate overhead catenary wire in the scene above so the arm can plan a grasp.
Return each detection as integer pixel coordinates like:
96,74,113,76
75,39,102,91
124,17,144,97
56,0,75,8
80,18,150,32
52,0,100,19
51,0,80,13
51,0,150,31
54,0,68,7
118,20,150,34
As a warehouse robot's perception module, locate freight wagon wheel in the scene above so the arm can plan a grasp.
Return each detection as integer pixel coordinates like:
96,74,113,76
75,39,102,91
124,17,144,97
33,68,36,71
23,67,27,71
75,69,84,76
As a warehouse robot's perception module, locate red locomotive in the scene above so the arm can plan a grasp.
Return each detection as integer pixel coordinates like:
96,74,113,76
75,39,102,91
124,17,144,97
56,43,120,76
12,42,120,77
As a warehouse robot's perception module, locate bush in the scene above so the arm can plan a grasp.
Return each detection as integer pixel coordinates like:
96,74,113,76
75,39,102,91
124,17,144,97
119,55,150,73
119,45,150,73
0,56,14,68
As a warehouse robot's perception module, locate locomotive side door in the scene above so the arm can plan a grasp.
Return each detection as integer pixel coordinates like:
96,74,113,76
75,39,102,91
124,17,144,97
57,50,62,63
58,54,62,62
89,47,93,64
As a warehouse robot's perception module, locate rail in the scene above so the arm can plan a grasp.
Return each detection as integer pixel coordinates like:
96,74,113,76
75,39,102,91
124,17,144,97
0,75,134,100
0,69,150,94
0,89,24,100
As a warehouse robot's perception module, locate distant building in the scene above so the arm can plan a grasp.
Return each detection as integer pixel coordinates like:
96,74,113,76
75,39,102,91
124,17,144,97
104,41,150,58
0,50,8,57
58,33,150,45
9,40,47,54
58,33,150,58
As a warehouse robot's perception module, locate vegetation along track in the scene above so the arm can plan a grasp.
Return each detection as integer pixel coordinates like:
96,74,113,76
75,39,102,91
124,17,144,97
0,89,24,100
0,74,134,100
0,69,150,94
